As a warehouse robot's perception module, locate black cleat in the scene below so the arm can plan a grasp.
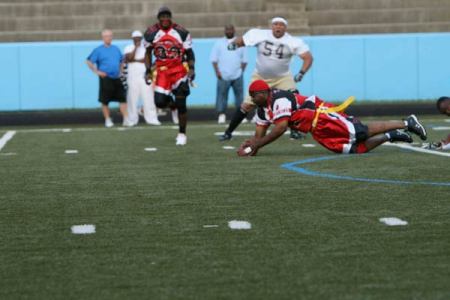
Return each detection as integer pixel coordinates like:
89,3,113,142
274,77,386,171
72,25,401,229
405,114,427,141
289,130,306,140
219,132,232,142
386,130,413,143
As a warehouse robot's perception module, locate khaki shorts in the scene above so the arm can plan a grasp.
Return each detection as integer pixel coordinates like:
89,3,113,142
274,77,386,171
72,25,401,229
243,73,296,106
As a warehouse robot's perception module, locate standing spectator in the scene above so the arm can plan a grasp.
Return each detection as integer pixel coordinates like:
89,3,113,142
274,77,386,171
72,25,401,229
218,17,313,141
144,6,195,145
86,29,130,127
424,97,450,150
210,25,248,124
124,30,161,126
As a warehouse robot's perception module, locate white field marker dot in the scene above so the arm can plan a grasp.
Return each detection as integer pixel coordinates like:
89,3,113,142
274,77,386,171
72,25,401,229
65,150,78,154
222,146,235,150
71,224,96,234
302,144,316,148
228,220,251,230
144,147,158,152
379,217,408,226
203,225,219,228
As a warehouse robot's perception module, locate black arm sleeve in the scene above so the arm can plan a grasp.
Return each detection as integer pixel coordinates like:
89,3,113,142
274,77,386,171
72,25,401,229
186,48,195,66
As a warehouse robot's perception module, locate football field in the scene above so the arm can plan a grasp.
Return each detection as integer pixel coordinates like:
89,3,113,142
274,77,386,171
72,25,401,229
0,116,449,299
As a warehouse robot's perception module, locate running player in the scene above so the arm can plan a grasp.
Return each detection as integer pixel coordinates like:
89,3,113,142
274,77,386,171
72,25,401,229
219,17,313,141
237,80,427,156
144,6,195,145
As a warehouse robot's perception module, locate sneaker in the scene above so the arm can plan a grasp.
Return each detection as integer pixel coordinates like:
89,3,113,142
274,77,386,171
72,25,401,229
241,118,248,124
105,118,114,128
290,130,305,140
171,109,179,125
122,119,134,127
219,132,232,142
175,133,187,146
405,114,427,140
218,114,226,124
147,120,161,126
386,130,413,143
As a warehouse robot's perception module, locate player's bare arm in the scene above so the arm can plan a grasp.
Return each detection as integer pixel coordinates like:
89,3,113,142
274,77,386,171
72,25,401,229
294,51,313,82
254,120,288,149
86,60,106,78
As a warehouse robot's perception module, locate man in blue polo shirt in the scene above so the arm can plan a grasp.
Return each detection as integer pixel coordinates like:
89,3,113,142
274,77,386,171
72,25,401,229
210,25,248,124
86,29,130,127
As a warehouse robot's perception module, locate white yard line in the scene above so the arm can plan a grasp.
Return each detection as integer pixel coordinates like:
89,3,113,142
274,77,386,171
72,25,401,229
0,131,16,151
228,220,252,230
384,143,450,157
379,217,408,226
71,224,96,234
432,126,450,131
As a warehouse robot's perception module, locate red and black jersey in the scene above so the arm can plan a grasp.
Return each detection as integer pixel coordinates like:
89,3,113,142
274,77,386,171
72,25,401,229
144,23,193,68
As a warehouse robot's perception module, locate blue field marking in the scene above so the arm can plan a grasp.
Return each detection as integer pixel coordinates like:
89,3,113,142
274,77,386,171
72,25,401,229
281,155,450,187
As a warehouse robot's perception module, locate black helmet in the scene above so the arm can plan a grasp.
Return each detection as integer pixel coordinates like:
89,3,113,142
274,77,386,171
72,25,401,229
157,6,172,18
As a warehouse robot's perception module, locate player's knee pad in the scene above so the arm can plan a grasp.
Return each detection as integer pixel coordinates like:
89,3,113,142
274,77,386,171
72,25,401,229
175,97,187,114
154,93,172,108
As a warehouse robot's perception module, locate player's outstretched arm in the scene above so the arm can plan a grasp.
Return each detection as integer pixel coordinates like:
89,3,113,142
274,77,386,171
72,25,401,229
294,51,313,82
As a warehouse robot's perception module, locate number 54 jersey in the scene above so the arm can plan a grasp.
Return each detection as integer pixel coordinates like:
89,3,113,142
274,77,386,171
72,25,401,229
243,29,309,79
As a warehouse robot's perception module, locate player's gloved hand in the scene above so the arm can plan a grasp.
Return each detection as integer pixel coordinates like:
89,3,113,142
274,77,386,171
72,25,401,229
188,68,195,82
227,42,237,51
144,68,152,85
294,71,305,82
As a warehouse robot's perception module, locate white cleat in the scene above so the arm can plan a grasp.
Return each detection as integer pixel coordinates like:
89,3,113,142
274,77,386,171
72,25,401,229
171,109,179,125
175,133,187,146
218,113,226,124
105,118,114,128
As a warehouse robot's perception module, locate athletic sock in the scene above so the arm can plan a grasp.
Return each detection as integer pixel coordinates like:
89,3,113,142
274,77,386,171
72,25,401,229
225,108,247,135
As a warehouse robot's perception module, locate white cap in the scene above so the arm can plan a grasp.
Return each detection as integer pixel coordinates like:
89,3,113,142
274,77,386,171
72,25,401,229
271,17,288,26
131,30,143,38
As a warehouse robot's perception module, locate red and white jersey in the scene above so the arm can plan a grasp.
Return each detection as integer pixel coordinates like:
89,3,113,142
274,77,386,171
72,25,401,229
144,23,192,68
243,29,309,79
255,89,322,130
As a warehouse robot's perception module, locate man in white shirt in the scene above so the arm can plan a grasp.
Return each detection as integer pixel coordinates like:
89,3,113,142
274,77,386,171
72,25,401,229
124,30,160,126
219,17,313,141
210,25,248,124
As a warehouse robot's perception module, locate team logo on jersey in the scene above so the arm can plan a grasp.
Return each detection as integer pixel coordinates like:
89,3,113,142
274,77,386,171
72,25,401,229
154,40,183,60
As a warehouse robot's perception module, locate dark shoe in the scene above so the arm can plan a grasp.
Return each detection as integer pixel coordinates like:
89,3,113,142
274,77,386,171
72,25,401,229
289,130,305,140
405,115,427,140
219,132,232,142
387,130,413,143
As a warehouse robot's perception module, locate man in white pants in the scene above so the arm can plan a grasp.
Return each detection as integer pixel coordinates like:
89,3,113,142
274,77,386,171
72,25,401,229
124,30,160,126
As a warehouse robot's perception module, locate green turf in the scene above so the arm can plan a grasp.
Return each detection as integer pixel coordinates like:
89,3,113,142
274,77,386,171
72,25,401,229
0,117,449,300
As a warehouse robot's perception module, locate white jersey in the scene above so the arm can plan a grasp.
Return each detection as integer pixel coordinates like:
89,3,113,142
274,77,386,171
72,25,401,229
243,29,309,79
123,42,147,79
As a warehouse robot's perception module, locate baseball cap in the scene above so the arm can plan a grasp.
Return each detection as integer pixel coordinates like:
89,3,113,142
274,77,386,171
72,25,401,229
131,30,143,38
249,80,270,94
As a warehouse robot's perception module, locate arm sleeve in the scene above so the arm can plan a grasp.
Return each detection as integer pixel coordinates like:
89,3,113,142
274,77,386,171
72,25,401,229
242,29,264,47
293,38,310,56
209,41,219,63
272,98,292,122
87,48,98,63
183,33,193,50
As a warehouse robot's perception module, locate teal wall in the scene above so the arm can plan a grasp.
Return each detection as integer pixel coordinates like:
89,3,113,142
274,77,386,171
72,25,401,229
1,32,449,111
